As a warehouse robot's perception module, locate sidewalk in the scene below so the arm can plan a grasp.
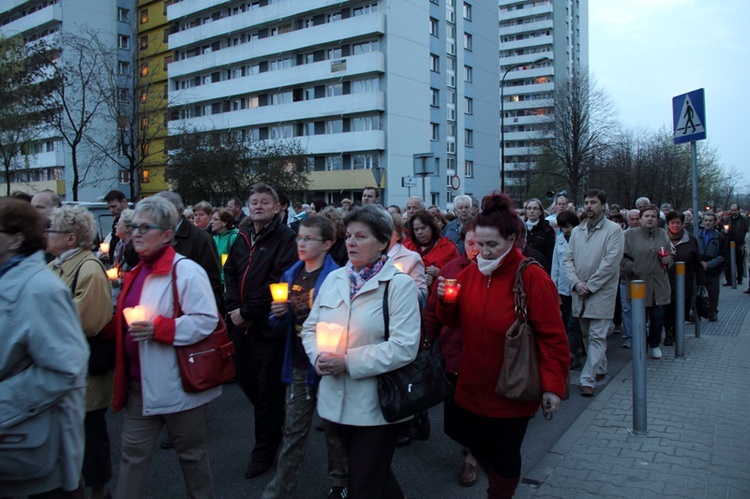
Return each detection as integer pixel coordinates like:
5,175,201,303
517,286,750,498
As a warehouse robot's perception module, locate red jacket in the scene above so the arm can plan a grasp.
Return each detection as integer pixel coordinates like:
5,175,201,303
404,236,459,270
437,247,569,418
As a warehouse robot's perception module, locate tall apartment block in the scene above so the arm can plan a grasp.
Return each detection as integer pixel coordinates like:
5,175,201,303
166,0,499,208
0,0,137,201
499,0,588,202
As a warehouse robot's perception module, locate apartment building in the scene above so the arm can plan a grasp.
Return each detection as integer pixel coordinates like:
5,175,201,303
499,0,588,202
0,0,137,201
166,0,499,208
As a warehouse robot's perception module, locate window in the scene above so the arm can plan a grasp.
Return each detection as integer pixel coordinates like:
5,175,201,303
118,8,129,22
139,35,148,50
140,64,149,77
140,9,148,24
141,92,148,103
464,160,474,177
118,61,130,75
163,29,170,43
118,170,131,183
465,97,473,114
430,54,439,72
118,35,130,49
463,2,472,20
353,153,379,170
430,18,438,37
163,55,172,70
464,65,473,83
431,88,439,107
463,33,472,51
431,123,439,141
465,129,473,147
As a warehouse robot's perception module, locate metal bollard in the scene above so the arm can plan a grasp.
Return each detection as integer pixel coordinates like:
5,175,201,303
730,241,737,289
675,262,685,359
630,280,647,435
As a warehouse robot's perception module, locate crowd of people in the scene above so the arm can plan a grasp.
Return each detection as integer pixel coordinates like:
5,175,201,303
1,184,746,499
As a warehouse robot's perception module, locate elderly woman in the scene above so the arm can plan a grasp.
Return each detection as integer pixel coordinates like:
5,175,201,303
113,208,139,274
0,198,89,498
387,211,427,304
112,196,220,498
621,204,674,359
403,210,459,288
523,198,556,273
211,208,239,286
301,204,421,498
436,192,569,498
46,205,115,499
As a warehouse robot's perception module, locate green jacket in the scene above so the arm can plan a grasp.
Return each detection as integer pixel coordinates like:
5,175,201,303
213,228,239,284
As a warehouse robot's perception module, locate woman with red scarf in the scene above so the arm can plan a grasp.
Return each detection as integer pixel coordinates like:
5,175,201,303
436,192,569,498
403,210,458,288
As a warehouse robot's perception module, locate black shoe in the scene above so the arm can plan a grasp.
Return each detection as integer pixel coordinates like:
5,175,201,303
408,411,431,441
160,435,174,449
396,433,412,447
245,461,271,479
708,315,718,322
743,288,750,294
723,282,732,287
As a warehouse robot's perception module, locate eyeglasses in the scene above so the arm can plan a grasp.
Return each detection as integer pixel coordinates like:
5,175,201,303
295,236,324,244
126,223,162,234
44,229,70,234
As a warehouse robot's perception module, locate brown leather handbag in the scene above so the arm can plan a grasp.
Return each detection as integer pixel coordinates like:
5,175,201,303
495,258,544,402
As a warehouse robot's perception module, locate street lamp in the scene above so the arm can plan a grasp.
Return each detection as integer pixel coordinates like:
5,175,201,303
500,56,550,194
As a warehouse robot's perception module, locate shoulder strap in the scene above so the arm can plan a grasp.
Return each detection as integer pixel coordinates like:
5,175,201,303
513,258,543,322
71,256,107,295
170,258,188,318
382,279,391,341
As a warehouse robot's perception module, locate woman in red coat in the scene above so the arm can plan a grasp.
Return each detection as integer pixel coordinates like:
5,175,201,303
404,210,459,287
437,192,569,498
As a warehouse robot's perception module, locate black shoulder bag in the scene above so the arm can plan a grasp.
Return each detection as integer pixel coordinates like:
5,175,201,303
377,279,453,422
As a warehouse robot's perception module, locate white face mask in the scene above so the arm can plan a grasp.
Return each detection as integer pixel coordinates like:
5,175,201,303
476,245,513,276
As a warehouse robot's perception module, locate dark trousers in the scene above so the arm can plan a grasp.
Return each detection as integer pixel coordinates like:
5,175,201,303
82,407,113,488
560,294,583,357
646,305,665,348
724,244,744,283
613,285,622,327
665,284,694,337
332,422,403,499
233,333,286,465
705,274,721,316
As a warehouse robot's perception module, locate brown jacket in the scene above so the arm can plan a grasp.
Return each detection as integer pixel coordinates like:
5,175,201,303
621,226,674,307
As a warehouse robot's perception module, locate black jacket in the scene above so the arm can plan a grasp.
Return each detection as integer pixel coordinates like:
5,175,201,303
698,229,726,277
173,217,223,307
224,214,298,338
526,218,556,273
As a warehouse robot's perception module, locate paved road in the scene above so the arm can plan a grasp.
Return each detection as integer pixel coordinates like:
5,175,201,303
105,335,633,498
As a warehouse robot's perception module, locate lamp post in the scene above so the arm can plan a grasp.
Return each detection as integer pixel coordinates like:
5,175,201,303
500,56,550,193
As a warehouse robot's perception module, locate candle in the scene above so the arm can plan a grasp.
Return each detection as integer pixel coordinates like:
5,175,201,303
221,253,228,266
724,224,730,232
99,242,110,254
316,322,344,353
123,305,147,326
106,268,119,281
269,282,289,302
443,279,459,303
394,262,404,272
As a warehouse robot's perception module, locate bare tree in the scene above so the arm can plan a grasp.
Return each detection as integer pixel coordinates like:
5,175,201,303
537,71,617,204
166,128,311,205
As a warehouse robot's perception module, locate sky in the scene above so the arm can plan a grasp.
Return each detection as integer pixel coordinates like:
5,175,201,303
589,0,750,189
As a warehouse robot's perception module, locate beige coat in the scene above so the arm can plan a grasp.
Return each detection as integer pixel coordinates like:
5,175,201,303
563,217,624,319
301,259,420,426
50,250,114,411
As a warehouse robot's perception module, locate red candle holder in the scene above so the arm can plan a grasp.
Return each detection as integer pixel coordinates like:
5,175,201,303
443,279,459,303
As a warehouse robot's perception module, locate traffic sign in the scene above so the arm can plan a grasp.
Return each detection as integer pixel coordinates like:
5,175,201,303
402,177,417,188
672,89,706,144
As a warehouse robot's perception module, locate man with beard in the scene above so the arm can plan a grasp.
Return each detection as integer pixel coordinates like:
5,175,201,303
564,189,624,397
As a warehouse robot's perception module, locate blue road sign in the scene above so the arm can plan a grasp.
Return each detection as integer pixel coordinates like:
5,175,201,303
673,88,706,144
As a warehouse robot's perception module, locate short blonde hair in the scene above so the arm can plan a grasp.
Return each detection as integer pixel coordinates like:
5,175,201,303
50,205,98,248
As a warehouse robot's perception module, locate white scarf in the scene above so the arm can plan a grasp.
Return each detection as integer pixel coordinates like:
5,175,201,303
476,245,513,276
53,247,82,267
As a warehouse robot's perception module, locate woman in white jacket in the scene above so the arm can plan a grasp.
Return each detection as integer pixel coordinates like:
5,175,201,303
302,205,420,499
112,196,220,499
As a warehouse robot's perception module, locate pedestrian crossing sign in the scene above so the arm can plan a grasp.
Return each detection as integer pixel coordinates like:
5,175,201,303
673,88,706,144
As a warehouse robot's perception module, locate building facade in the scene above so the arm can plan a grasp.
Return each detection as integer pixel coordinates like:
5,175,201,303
0,0,137,201
499,0,588,202
165,0,499,208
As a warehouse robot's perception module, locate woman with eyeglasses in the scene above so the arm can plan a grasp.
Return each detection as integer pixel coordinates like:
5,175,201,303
112,196,221,499
46,205,115,499
210,208,239,287
523,198,556,273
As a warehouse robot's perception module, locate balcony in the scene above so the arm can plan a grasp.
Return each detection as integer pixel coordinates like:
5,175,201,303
169,13,384,78
0,0,26,16
500,4,553,22
171,52,384,106
0,4,61,36
501,34,553,52
169,92,385,132
309,169,386,192
297,130,385,155
499,19,553,37
0,179,65,196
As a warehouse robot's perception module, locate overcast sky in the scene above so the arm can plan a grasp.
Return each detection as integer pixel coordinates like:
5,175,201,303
589,0,750,189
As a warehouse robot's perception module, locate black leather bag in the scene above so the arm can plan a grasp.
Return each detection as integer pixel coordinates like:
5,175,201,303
377,280,453,423
695,285,711,319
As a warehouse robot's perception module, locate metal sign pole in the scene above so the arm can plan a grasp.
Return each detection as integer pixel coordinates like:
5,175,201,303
631,280,648,435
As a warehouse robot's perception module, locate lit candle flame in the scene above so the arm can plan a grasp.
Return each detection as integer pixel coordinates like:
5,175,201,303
269,282,289,302
99,242,110,254
106,268,119,281
122,305,147,326
443,279,459,303
316,322,344,353
221,254,228,266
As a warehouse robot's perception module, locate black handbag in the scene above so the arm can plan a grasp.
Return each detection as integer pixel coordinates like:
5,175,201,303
377,280,453,423
695,285,711,319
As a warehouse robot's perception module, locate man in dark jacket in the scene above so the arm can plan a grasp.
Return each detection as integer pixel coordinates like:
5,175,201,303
699,212,725,321
721,203,749,286
224,183,298,479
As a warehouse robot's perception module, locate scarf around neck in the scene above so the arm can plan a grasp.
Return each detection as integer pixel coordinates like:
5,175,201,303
346,254,387,298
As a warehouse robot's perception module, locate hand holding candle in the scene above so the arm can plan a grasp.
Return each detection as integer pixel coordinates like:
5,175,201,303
270,282,289,303
442,279,459,303
106,267,119,281
657,246,668,269
99,242,110,254
123,305,147,326
316,322,344,353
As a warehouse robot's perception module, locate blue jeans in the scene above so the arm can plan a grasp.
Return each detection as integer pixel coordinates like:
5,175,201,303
620,282,632,340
